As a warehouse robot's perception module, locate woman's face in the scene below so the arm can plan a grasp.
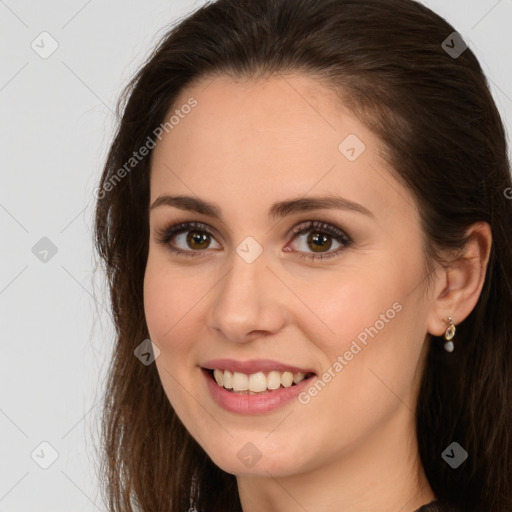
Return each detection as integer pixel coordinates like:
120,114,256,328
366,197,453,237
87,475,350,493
144,73,437,477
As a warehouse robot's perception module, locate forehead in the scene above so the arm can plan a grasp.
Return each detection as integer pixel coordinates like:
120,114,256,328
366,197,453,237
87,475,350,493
149,73,414,226
162,72,362,154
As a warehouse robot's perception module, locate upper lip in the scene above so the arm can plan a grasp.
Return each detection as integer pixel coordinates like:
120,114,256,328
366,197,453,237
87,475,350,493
201,358,316,375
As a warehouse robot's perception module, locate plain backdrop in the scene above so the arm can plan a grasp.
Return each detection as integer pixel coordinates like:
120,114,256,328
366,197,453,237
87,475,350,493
1,1,511,510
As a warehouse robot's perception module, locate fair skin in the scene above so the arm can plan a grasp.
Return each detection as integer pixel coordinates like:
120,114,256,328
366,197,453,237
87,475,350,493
143,73,492,512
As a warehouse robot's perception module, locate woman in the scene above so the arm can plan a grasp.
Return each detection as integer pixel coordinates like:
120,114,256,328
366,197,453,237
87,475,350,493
93,0,512,510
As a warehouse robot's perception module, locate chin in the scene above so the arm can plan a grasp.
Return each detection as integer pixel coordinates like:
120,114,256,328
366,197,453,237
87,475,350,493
203,437,311,478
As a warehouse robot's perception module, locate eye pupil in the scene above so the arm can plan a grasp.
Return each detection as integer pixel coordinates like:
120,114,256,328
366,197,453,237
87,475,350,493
187,231,210,249
308,232,332,252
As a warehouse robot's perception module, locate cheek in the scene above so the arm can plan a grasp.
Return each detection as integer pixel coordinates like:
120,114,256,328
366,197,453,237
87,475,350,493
143,267,172,344
311,323,415,456
143,264,204,431
305,266,401,359
143,260,199,351
299,261,418,420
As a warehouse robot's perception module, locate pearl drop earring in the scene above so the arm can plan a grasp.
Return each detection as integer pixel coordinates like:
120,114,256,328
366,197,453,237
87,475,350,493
443,316,456,352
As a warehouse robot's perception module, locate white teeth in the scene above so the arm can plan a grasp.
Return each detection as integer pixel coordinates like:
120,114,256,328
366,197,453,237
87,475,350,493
249,372,267,392
211,369,309,392
232,372,249,391
267,371,282,390
281,371,294,388
223,370,233,389
293,371,306,384
213,369,224,386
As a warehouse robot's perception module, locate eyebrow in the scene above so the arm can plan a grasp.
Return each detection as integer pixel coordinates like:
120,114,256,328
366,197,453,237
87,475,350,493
150,194,374,220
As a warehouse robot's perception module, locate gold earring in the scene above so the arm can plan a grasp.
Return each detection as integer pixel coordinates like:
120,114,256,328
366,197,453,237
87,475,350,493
443,316,456,352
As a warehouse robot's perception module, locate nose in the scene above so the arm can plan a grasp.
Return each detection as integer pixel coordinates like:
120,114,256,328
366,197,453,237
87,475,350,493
208,249,288,344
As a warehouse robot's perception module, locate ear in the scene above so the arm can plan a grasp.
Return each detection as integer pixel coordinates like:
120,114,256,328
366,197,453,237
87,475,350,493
426,221,492,337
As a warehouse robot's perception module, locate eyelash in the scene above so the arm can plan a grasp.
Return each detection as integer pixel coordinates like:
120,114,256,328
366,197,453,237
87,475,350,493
154,220,353,261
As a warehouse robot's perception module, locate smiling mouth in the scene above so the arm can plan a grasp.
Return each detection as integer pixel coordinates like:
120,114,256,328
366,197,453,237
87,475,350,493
203,368,316,395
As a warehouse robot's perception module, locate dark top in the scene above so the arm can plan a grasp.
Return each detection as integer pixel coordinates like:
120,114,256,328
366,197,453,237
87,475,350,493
416,502,441,511
415,500,460,512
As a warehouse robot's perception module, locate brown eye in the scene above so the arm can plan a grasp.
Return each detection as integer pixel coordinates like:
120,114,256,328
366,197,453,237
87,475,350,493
156,219,352,261
155,221,221,257
184,230,212,250
304,232,333,252
287,220,352,261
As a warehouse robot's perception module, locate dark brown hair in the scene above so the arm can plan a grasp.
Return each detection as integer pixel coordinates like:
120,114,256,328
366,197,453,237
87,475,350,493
93,0,512,510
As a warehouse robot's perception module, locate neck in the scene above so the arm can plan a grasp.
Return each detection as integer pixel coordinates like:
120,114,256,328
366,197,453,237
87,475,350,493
236,405,435,512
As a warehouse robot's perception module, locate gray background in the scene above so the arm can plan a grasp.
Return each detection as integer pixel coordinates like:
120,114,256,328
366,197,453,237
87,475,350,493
1,1,511,510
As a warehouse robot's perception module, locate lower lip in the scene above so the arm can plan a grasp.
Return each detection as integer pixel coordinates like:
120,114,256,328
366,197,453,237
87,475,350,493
202,368,316,415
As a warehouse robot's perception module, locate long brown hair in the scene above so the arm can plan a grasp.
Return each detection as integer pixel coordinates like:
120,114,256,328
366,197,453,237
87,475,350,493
93,0,512,510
